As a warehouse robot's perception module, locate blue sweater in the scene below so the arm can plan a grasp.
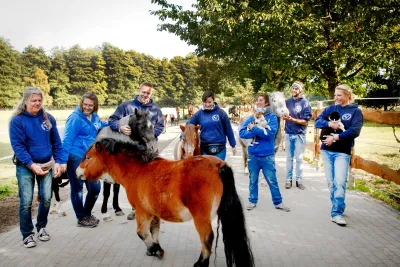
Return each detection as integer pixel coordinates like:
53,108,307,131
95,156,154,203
9,109,64,166
108,96,164,137
285,96,312,135
187,103,236,147
61,106,108,162
239,110,278,156
315,104,364,155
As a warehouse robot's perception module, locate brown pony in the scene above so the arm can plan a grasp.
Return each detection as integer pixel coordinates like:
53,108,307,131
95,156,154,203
174,124,201,159
77,138,254,267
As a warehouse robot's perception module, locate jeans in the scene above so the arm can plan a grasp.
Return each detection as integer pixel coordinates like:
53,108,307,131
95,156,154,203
285,134,306,181
248,154,283,206
16,165,52,240
201,147,227,160
67,154,101,221
321,150,351,217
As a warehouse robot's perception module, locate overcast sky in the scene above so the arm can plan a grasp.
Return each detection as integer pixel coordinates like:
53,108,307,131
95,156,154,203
0,0,195,59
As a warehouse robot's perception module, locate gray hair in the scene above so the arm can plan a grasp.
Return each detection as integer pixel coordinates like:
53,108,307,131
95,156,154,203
11,87,52,129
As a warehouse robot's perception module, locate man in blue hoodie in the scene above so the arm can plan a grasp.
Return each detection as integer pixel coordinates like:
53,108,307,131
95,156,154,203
107,82,165,220
283,81,312,190
9,87,64,248
239,94,290,212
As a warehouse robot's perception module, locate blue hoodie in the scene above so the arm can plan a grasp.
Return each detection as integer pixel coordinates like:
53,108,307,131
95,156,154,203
239,108,278,156
285,96,312,135
315,103,364,155
9,109,64,166
108,95,164,137
187,103,236,148
61,106,108,162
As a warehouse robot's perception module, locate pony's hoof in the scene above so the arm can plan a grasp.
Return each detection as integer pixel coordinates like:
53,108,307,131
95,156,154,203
155,248,164,259
115,210,125,216
102,213,113,222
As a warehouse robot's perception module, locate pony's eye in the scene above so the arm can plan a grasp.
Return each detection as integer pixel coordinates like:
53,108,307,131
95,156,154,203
86,156,91,160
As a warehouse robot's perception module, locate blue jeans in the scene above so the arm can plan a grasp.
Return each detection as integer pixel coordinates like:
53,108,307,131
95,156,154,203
201,147,227,160
321,150,351,217
16,165,52,240
67,154,101,221
248,154,283,206
285,134,306,181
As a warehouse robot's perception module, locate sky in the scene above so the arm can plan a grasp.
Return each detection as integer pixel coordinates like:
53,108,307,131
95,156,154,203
0,0,196,59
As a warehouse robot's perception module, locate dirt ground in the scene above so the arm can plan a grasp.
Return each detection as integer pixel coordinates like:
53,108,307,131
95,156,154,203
0,184,71,233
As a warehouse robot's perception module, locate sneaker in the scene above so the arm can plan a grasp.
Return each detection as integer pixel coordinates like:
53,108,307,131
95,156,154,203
285,180,292,189
127,210,136,220
331,215,347,226
246,203,257,210
23,234,36,248
38,228,50,241
275,203,290,212
296,181,305,190
89,214,100,225
77,216,97,228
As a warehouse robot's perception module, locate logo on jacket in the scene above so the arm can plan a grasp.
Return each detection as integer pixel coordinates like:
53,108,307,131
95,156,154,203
41,122,50,131
294,105,302,113
342,113,352,121
212,115,220,121
93,122,101,131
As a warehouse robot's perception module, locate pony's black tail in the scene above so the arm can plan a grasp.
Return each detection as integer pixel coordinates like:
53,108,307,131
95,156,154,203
217,165,254,267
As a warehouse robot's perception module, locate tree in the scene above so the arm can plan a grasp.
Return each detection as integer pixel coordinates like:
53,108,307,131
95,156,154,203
0,37,23,108
21,45,51,82
152,0,400,97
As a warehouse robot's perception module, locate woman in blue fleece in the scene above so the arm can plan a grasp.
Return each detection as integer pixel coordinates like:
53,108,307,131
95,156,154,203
9,87,64,248
61,92,108,228
186,91,236,160
239,94,290,211
315,84,364,226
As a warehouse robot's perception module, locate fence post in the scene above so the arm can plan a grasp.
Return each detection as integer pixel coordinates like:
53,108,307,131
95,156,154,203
314,101,323,171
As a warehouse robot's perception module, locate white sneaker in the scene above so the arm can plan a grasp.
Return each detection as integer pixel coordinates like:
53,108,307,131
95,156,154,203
331,215,347,226
23,234,36,248
38,228,50,241
246,203,257,210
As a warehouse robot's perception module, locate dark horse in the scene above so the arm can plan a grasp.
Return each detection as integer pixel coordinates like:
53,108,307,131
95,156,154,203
77,110,254,267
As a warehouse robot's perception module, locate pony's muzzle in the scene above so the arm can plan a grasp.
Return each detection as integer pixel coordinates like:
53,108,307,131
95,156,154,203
76,167,86,180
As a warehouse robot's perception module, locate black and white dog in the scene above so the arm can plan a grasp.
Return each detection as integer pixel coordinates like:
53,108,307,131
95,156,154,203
320,111,346,141
49,172,69,217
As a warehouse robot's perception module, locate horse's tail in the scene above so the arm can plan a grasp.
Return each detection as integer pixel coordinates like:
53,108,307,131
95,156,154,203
217,165,254,267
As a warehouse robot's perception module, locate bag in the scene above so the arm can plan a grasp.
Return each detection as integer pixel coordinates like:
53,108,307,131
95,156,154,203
202,144,226,155
12,154,23,166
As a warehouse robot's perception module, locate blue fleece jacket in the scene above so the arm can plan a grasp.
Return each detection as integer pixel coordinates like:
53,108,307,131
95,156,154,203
108,95,164,137
285,96,312,134
61,106,108,162
9,109,64,166
239,109,278,156
315,104,364,155
187,103,236,148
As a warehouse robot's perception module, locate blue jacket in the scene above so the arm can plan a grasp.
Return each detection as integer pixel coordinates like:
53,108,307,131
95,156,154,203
108,95,164,137
9,109,64,166
285,96,312,135
187,103,236,147
315,103,364,155
61,106,108,162
239,109,278,156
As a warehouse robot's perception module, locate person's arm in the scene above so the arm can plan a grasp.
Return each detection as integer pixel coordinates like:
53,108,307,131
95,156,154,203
221,111,236,147
9,117,33,166
60,114,81,163
108,105,124,132
49,116,64,164
337,109,364,140
154,110,165,137
239,116,255,139
186,111,200,126
252,114,278,139
315,107,331,129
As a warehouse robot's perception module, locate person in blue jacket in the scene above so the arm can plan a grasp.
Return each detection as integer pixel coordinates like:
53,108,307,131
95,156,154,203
315,84,364,226
283,81,312,190
9,87,64,248
186,91,236,160
239,93,290,212
107,82,164,220
61,92,108,228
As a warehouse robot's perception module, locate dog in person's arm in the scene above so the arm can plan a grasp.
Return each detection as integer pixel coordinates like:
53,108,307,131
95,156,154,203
320,111,346,141
248,111,271,145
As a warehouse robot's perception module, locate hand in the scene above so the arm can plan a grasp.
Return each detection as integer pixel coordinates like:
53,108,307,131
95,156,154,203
120,125,131,136
232,147,237,156
329,121,340,130
53,163,62,178
60,164,67,173
282,115,292,121
30,163,49,176
247,122,255,131
322,135,335,146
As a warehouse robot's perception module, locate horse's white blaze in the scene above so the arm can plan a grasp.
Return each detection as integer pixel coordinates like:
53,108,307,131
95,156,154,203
210,197,219,219
147,119,152,128
76,167,85,180
101,173,115,184
179,207,193,221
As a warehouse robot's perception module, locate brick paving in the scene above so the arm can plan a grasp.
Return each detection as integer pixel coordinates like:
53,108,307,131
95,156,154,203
0,125,399,267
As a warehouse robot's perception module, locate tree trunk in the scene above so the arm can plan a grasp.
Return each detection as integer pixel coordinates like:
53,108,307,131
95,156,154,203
327,79,339,99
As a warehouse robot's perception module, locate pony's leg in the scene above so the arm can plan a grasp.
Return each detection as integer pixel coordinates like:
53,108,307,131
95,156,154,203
136,212,164,259
112,184,124,215
101,182,113,221
193,217,214,267
149,216,164,257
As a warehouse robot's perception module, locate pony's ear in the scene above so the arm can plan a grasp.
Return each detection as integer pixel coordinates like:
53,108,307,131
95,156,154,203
180,125,186,132
95,142,102,152
195,125,201,130
134,108,139,117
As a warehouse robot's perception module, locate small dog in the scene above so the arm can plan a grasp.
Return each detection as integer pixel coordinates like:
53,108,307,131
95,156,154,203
320,111,345,141
49,172,69,217
248,111,271,145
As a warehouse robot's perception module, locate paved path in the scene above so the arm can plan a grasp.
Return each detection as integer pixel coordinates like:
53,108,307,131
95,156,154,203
1,125,399,267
